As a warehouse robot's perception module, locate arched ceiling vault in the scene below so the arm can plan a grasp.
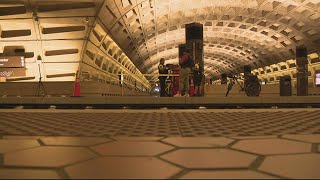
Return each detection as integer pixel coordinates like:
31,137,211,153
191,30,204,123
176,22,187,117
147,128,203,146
101,0,320,78
0,0,319,84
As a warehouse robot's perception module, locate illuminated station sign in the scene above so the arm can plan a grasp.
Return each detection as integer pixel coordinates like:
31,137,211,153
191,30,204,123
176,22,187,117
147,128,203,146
0,56,25,68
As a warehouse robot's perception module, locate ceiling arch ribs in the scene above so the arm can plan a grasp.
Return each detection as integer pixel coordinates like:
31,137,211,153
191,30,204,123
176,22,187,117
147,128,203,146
145,31,268,61
200,50,249,75
145,49,246,77
204,60,239,77
82,21,150,88
205,38,290,67
145,28,302,76
204,49,250,69
205,53,244,68
204,36,276,66
79,4,151,89
3,0,319,83
144,25,286,73
143,27,292,74
98,0,153,69
144,30,272,63
249,52,320,87
204,19,305,52
163,4,318,49
99,0,320,79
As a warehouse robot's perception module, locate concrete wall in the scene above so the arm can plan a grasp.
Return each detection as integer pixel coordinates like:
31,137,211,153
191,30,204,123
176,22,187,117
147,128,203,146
80,81,148,96
0,81,148,97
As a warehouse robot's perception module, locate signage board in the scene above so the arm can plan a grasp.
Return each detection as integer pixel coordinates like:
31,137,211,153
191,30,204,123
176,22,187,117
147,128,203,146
0,56,25,68
0,68,26,77
316,73,320,85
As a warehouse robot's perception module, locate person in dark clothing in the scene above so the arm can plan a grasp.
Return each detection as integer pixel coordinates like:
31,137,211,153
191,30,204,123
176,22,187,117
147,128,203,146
193,63,203,96
158,58,168,97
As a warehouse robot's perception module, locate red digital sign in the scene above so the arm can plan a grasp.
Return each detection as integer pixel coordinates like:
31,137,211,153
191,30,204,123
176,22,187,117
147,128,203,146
0,56,25,68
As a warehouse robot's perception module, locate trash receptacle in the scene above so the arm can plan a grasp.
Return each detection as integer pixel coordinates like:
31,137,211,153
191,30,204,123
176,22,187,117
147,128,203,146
280,76,292,96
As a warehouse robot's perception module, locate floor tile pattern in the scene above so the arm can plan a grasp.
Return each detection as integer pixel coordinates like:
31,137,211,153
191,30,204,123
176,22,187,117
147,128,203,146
0,169,60,179
65,157,182,179
179,170,279,179
258,154,320,179
0,134,318,179
232,139,311,155
4,146,97,168
91,141,174,156
161,149,257,169
162,137,234,147
0,140,40,153
0,109,319,179
0,110,320,137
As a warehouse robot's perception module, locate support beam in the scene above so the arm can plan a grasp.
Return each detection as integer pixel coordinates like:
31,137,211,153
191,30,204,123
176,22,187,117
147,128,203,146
185,23,204,69
185,23,204,95
296,47,308,96
221,73,227,84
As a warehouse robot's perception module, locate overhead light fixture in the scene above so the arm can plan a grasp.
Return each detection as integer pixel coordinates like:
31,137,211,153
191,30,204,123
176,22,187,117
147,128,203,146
212,0,258,7
6,76,36,82
46,73,76,78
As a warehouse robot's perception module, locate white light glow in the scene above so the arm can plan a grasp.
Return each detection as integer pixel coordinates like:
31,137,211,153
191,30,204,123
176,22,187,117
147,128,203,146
155,0,258,18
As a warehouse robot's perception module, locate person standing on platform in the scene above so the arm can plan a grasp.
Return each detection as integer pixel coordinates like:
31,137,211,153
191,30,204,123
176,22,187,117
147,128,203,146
158,58,168,97
193,63,203,96
175,49,193,97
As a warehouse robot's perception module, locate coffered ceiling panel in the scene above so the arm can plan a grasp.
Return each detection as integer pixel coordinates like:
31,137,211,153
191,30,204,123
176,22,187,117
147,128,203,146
100,0,320,79
1,0,319,83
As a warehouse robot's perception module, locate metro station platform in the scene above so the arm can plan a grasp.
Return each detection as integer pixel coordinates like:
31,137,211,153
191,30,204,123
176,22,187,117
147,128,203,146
0,96,320,109
0,108,319,179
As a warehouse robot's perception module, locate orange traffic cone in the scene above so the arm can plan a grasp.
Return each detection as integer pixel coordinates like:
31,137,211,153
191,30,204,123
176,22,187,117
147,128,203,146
73,71,81,97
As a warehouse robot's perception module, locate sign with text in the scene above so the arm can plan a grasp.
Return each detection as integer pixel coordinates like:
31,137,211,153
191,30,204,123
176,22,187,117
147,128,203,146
0,68,26,77
0,56,25,67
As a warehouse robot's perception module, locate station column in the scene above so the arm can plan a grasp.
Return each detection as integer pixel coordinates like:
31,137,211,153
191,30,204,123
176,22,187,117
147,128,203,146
178,44,187,58
185,23,204,95
221,73,227,84
296,47,308,96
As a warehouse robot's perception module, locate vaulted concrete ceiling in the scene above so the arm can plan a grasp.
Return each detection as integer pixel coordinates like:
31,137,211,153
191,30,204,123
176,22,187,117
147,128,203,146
103,0,320,79
0,0,319,84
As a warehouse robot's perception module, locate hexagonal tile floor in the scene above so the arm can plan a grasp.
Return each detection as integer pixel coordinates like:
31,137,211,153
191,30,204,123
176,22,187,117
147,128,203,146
231,138,311,155
179,170,280,179
65,157,182,179
161,148,257,169
91,141,174,156
0,109,320,137
0,109,319,179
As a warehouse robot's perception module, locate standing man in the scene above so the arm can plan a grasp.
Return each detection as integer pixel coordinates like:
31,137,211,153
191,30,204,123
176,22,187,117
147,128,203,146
175,49,193,97
158,58,168,97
